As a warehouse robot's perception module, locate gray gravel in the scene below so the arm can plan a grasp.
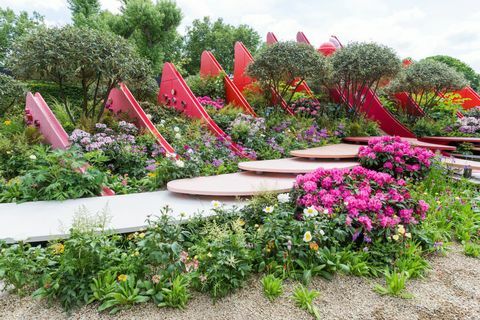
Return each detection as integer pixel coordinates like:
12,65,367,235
0,243,479,320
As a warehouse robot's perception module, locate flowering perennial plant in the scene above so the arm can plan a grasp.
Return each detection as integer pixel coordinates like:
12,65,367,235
358,136,434,180
293,166,429,242
290,98,322,117
197,96,225,110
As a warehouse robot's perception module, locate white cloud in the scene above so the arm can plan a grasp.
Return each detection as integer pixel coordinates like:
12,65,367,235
2,0,480,71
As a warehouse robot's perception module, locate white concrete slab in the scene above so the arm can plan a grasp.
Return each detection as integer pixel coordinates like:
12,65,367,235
441,157,480,171
167,172,295,196
238,158,359,174
0,191,245,243
290,143,360,159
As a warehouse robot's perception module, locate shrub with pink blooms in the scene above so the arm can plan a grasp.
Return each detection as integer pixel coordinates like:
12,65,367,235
358,136,434,180
293,166,429,243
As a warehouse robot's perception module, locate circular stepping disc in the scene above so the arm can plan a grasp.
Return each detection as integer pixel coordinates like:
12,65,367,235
238,158,359,174
290,143,360,159
441,157,480,171
343,136,456,151
420,136,480,145
167,172,295,196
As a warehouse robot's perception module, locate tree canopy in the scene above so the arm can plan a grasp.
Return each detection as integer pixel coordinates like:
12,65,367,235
426,55,479,92
331,42,401,115
8,26,152,123
184,17,260,75
0,8,44,66
246,41,329,105
68,0,101,26
388,59,468,111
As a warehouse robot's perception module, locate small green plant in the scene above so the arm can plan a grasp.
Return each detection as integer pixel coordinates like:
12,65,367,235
374,269,412,299
98,275,149,314
261,274,283,301
88,271,117,304
463,242,480,258
291,285,321,320
158,275,190,309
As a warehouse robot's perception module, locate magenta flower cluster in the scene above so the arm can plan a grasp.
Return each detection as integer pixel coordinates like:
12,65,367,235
198,96,225,110
290,98,322,117
358,136,434,180
294,166,429,240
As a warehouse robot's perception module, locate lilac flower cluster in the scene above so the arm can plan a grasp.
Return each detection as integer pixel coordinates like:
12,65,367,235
456,117,480,134
229,114,266,137
297,125,329,144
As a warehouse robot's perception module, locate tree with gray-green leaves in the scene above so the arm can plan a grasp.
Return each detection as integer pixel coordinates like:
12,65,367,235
388,59,468,113
0,73,25,116
8,26,152,123
0,7,44,66
331,42,401,115
246,41,329,105
183,17,260,75
426,55,479,92
104,0,182,75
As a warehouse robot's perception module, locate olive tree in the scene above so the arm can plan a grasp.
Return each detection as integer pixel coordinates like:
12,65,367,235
388,59,467,113
0,73,25,116
331,42,401,115
426,55,479,92
246,41,329,105
8,26,152,123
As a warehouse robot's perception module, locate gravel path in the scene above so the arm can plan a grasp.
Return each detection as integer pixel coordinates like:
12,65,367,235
0,243,479,320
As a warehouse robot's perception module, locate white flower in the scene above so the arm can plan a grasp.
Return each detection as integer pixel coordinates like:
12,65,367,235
303,206,318,217
175,133,182,139
160,119,166,126
146,114,152,120
303,231,312,242
319,229,325,236
323,208,329,215
211,200,221,208
175,160,185,168
263,206,274,213
174,126,180,132
29,154,37,160
277,193,290,204
166,152,176,159
344,201,349,206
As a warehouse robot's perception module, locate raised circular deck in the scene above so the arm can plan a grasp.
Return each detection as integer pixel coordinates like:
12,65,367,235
441,157,480,171
343,136,456,151
167,172,295,196
290,143,360,159
419,136,480,145
238,158,359,174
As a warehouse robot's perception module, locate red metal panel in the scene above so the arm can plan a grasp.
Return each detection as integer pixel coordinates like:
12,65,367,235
452,86,480,110
25,92,70,149
266,32,278,45
296,32,312,45
158,62,254,159
394,92,425,117
233,41,294,115
199,51,257,116
109,83,176,155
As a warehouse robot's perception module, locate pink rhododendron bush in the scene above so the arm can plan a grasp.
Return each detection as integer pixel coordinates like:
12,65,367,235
358,136,434,180
293,166,429,243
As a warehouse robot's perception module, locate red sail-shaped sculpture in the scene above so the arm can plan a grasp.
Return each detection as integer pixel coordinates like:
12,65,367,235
25,92,70,149
451,87,480,110
199,50,256,116
158,62,254,159
394,92,425,117
266,32,317,99
109,83,176,155
296,32,415,138
233,41,294,115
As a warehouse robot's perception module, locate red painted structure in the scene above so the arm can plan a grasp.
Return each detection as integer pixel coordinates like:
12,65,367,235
158,62,254,159
199,51,256,116
266,32,317,99
394,92,425,117
25,92,70,149
296,32,415,137
451,86,480,110
233,42,294,115
109,83,176,155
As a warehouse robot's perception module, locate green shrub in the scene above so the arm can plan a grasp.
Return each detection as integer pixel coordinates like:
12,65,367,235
261,274,283,301
185,74,226,100
0,74,25,116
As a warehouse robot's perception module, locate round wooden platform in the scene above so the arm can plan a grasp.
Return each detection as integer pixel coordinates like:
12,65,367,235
441,157,480,171
167,172,295,196
290,143,360,159
343,136,456,151
419,137,480,145
238,158,359,174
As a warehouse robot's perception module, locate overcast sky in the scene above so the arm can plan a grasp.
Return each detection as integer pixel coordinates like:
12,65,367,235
3,0,480,72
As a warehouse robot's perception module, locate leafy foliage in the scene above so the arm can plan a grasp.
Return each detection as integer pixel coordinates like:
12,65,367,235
427,55,480,92
0,73,24,116
261,274,283,301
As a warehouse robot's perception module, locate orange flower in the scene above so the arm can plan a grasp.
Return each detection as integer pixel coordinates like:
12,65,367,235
309,241,319,251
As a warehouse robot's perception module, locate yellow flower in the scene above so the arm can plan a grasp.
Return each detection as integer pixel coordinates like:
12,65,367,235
405,232,412,238
237,219,245,226
134,251,140,256
211,200,221,208
138,232,145,239
147,172,157,178
392,234,400,241
397,225,405,235
51,243,64,255
117,274,128,282
303,231,312,242
3,120,11,126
